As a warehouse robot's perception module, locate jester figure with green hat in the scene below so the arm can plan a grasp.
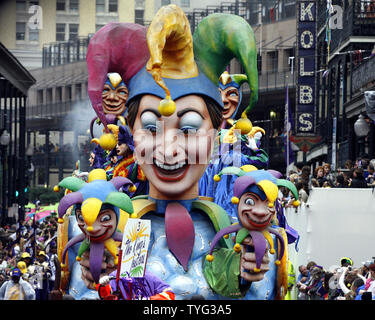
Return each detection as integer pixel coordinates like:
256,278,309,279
75,4,289,299
55,169,136,299
205,166,300,299
199,71,269,219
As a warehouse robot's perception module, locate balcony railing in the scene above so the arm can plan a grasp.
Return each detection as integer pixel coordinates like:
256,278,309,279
258,70,296,92
26,99,90,120
352,54,375,93
317,1,375,55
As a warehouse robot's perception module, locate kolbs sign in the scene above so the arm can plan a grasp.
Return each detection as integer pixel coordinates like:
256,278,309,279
296,1,316,135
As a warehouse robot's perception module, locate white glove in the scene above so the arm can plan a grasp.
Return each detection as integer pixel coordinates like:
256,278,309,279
99,275,111,286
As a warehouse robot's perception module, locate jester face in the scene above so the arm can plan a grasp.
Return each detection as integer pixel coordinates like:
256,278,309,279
102,74,128,115
132,94,216,199
75,204,117,242
237,191,275,231
219,86,239,120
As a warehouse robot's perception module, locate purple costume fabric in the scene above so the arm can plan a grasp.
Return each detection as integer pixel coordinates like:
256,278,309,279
108,269,172,300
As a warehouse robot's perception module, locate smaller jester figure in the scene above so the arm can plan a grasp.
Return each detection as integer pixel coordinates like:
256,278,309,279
206,166,300,275
56,168,136,284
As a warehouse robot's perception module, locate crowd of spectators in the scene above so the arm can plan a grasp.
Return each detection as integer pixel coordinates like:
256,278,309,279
283,157,375,205
0,210,60,300
294,257,375,300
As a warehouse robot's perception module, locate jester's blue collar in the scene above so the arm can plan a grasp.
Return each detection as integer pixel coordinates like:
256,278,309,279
149,197,198,215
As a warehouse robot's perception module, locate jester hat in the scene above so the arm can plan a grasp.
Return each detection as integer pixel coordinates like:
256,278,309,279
87,22,149,133
57,168,135,230
126,4,258,121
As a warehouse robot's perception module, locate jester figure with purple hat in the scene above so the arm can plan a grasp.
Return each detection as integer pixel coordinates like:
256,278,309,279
56,169,136,299
205,166,300,299
109,125,147,196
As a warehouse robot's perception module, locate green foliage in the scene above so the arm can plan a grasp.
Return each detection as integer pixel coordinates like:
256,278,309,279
28,186,64,205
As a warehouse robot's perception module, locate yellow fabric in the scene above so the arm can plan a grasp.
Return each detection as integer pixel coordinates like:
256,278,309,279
6,284,24,300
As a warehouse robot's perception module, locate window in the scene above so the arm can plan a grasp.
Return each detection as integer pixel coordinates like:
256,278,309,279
65,85,72,101
46,88,53,103
180,0,190,7
56,87,62,102
69,24,78,40
56,0,66,11
29,28,39,41
16,0,26,11
267,51,278,73
135,9,144,25
56,23,65,41
75,83,82,100
96,0,105,12
16,22,26,40
37,90,43,104
69,0,79,11
161,0,171,5
95,24,105,32
108,0,117,12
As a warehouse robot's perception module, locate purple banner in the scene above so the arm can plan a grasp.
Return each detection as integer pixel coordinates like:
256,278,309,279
296,1,316,135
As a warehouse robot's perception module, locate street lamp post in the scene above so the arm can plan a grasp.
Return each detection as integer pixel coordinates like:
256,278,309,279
354,113,370,158
0,130,10,226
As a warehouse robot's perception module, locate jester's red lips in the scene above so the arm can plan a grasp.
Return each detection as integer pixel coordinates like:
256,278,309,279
152,158,189,182
86,225,113,242
242,210,273,229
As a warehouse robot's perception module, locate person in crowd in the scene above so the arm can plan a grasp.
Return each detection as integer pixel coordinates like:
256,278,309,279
296,264,310,300
366,163,375,185
335,173,348,188
349,167,368,188
0,268,35,300
323,163,335,187
296,182,309,203
314,166,327,187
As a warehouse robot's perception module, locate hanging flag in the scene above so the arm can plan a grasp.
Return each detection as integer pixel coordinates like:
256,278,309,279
283,84,294,171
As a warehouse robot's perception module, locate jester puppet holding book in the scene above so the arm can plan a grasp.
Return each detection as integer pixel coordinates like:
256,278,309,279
57,4,297,300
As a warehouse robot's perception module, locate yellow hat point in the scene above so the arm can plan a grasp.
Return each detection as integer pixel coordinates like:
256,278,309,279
114,257,119,265
269,248,276,254
223,234,229,239
99,132,117,151
128,185,137,193
268,202,274,208
130,213,138,219
87,226,94,232
58,218,64,224
231,197,239,204
61,263,65,268
206,254,214,262
235,117,253,135
233,243,242,253
253,267,261,273
292,200,300,207
53,185,60,192
158,97,176,117
76,256,81,262
213,174,221,182
88,169,107,182
275,260,281,265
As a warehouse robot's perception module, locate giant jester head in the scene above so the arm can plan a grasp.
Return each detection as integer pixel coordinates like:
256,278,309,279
57,169,135,241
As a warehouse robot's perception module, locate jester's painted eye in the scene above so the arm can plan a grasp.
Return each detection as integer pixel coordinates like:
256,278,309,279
76,211,84,222
229,91,238,97
179,112,203,134
100,214,111,223
141,111,159,133
245,198,255,206
102,89,109,94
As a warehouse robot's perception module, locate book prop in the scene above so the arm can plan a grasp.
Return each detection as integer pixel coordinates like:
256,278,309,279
56,168,136,283
119,218,151,278
206,166,300,273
